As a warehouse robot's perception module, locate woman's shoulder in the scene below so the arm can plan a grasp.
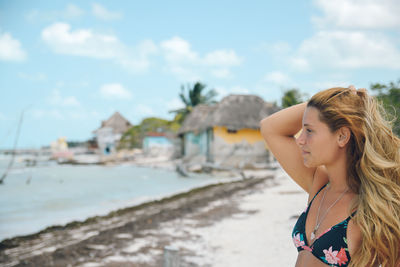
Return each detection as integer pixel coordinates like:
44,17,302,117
347,217,362,259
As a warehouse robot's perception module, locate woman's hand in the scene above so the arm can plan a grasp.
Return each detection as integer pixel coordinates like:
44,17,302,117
348,85,366,95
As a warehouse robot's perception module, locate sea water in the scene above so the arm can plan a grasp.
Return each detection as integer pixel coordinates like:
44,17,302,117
0,155,231,241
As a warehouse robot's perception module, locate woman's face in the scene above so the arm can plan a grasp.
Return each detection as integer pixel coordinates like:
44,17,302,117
296,107,341,168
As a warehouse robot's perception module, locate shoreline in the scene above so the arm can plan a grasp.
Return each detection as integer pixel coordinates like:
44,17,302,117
0,172,249,244
0,156,276,242
0,174,275,267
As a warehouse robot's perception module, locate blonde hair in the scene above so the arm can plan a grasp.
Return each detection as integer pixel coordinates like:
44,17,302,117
308,87,400,267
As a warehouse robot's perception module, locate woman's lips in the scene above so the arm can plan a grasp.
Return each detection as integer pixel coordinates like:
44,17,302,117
301,150,310,155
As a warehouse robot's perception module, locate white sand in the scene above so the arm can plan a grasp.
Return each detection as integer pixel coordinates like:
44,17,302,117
137,167,307,266
80,167,308,267
197,168,307,266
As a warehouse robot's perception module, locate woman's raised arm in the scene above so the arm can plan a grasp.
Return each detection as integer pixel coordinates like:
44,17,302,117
259,102,316,193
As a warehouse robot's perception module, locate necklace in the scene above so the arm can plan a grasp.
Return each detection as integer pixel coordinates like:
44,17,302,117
310,183,349,241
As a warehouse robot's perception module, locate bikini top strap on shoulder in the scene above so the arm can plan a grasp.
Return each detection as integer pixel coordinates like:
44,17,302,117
309,184,328,205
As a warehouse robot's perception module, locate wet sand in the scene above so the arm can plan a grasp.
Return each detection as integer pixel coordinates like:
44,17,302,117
0,167,307,267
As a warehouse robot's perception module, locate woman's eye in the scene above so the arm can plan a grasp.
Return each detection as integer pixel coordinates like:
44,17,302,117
306,129,312,133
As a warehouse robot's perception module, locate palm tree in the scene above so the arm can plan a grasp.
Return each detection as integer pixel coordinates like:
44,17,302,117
281,88,303,108
170,82,218,123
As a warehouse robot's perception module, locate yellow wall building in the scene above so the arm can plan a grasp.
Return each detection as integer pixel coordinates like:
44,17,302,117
178,95,278,167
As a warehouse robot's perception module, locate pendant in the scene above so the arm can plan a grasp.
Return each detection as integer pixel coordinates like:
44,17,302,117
310,230,315,240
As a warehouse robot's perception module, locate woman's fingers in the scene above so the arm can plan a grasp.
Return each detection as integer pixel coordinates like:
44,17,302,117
348,85,357,95
348,85,367,95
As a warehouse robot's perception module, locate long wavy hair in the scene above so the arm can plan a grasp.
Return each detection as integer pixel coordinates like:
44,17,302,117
307,87,400,267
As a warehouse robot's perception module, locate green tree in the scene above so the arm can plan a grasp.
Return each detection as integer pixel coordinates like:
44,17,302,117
370,80,400,136
170,82,218,123
281,88,303,108
119,125,141,149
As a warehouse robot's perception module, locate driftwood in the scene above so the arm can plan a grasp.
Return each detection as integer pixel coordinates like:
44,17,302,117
176,164,189,177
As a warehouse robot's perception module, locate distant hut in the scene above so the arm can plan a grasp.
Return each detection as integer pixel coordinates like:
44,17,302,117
178,95,279,168
178,104,215,159
93,112,132,155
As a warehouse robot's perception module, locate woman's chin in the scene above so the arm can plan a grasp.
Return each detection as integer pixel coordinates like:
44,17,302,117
303,159,316,168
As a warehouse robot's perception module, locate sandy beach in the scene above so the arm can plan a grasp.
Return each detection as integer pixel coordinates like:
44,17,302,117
0,167,307,267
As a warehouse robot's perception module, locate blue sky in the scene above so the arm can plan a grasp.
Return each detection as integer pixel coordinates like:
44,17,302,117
1,0,399,149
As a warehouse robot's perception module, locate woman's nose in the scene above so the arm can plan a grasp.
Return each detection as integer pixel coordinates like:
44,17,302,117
296,130,306,146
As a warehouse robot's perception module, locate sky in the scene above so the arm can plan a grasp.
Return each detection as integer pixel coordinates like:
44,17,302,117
1,0,399,149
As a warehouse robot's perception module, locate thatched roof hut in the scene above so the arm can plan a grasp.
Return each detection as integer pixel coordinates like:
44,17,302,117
178,94,278,134
95,112,132,134
178,104,216,134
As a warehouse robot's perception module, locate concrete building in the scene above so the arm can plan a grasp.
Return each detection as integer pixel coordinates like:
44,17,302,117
93,112,132,155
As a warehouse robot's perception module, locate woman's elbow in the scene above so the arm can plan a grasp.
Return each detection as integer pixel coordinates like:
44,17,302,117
259,117,273,137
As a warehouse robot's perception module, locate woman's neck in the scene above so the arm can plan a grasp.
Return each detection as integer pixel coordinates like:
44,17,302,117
324,159,350,194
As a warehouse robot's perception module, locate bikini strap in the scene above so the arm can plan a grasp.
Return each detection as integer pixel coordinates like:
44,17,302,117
348,210,357,220
309,183,328,205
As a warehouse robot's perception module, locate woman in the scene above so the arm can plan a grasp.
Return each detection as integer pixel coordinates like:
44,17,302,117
260,86,400,267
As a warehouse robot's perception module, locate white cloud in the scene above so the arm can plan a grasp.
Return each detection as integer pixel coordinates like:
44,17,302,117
159,37,200,80
92,3,122,20
264,71,291,84
160,36,242,81
47,90,80,107
312,0,400,30
267,0,400,73
41,23,157,72
42,23,120,58
100,83,132,100
0,32,26,61
161,36,199,64
293,31,400,70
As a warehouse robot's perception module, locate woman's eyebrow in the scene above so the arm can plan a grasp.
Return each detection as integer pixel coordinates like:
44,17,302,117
303,123,313,127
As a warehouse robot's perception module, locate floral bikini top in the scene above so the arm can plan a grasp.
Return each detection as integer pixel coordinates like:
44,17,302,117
292,184,357,266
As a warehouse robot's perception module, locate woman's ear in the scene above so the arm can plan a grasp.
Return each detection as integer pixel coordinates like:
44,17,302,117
337,127,351,147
